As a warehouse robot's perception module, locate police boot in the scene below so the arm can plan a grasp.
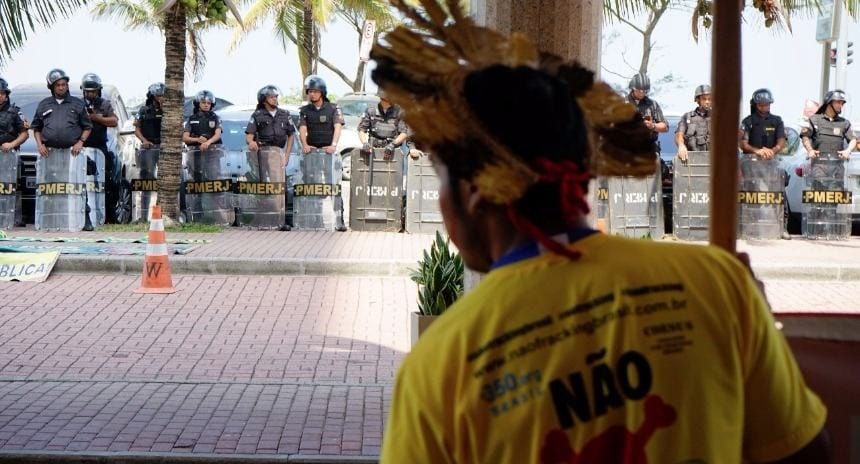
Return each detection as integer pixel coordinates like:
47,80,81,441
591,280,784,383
279,223,291,231
83,206,94,232
781,230,791,240
334,195,347,232
335,216,347,232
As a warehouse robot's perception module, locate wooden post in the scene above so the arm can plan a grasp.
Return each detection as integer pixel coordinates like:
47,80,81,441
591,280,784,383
709,0,743,253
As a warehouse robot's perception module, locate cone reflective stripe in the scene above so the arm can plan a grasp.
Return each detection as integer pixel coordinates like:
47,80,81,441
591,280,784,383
135,205,177,294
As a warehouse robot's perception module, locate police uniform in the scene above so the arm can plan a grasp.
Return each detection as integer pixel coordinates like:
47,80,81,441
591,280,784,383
627,95,666,147
137,104,163,146
358,104,407,148
246,107,295,148
677,107,711,151
805,113,856,190
0,101,25,148
299,101,344,148
31,95,93,149
741,112,785,150
184,111,222,146
83,97,115,155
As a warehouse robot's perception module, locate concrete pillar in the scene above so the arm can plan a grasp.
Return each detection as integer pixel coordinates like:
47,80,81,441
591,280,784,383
470,0,603,72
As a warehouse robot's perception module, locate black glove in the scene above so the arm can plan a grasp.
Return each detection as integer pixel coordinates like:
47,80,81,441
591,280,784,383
86,105,95,114
384,143,396,155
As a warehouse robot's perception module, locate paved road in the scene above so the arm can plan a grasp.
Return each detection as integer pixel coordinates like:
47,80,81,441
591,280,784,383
0,275,856,461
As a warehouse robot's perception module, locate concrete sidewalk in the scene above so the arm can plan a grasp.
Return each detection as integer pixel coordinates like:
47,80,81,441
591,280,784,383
2,228,860,280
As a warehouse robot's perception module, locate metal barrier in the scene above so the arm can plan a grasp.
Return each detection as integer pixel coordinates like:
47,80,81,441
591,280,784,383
672,151,710,241
85,148,105,227
235,147,286,229
350,148,404,232
185,147,234,225
293,149,343,230
607,161,664,238
131,147,160,223
35,148,87,231
0,154,18,229
404,152,444,234
801,153,851,240
738,154,784,240
589,177,610,232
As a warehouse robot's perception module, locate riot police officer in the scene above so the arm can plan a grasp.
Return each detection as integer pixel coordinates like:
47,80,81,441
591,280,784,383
246,85,295,231
135,83,165,149
299,75,347,231
246,85,295,158
675,84,711,162
182,90,222,150
80,73,118,224
627,73,668,147
0,78,28,153
801,89,857,162
31,68,94,230
739,88,789,239
358,90,408,157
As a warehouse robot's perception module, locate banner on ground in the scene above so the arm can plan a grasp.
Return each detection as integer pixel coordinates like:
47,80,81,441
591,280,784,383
0,251,60,282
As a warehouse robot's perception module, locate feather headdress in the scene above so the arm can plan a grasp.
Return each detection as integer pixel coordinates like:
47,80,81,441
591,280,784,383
370,0,657,206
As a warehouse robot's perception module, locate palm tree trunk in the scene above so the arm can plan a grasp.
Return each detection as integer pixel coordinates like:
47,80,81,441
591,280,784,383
160,3,187,222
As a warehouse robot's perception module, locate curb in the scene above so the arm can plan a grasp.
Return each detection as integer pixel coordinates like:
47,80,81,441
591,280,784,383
0,451,377,463
54,256,417,277
751,263,860,281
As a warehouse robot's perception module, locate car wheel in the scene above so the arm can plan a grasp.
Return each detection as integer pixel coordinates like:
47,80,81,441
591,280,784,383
114,180,132,224
341,152,351,181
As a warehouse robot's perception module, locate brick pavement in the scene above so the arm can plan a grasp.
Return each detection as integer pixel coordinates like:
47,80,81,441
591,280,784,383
0,275,414,460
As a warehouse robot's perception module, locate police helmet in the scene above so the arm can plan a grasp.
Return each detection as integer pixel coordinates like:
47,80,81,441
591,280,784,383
823,89,847,105
147,83,166,97
751,88,774,104
694,84,711,99
377,89,388,100
628,72,650,91
194,90,216,107
80,73,103,92
46,68,70,89
305,75,327,97
0,78,9,95
257,85,281,104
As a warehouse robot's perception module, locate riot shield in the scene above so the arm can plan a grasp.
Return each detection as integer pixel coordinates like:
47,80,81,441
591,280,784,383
672,151,710,241
801,153,851,240
350,148,404,232
235,146,286,229
184,147,235,225
293,149,344,230
607,161,664,238
84,148,106,227
0,154,18,229
131,147,160,223
35,148,87,231
404,152,444,234
737,154,784,240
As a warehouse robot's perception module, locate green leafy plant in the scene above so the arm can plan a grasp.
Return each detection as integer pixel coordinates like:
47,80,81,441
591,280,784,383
410,231,465,316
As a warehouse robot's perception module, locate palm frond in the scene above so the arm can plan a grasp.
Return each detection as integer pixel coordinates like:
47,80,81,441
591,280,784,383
186,26,207,81
0,0,86,63
90,0,158,31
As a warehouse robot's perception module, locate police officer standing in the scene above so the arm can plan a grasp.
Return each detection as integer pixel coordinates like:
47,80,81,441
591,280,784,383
358,90,408,157
80,73,118,224
135,83,165,149
182,90,222,150
801,89,857,164
627,73,668,146
31,68,94,229
246,85,295,231
0,78,29,153
739,88,789,239
299,75,347,231
675,84,711,162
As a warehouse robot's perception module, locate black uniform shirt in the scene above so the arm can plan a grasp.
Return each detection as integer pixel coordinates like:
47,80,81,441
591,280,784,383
31,95,93,148
804,113,856,154
741,112,785,149
246,107,295,148
299,101,344,148
136,104,163,145
628,94,666,147
0,101,25,145
184,111,222,146
83,97,116,150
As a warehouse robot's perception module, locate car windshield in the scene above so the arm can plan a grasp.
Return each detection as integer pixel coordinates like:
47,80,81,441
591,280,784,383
220,119,247,151
339,100,374,117
656,116,680,162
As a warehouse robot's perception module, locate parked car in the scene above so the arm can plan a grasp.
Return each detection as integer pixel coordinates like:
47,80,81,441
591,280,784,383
779,125,859,235
12,82,139,225
336,92,379,130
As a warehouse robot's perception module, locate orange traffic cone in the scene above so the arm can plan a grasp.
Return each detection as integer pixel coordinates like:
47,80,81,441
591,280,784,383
135,205,177,294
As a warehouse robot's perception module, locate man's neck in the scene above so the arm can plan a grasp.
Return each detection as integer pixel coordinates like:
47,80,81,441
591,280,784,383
265,104,278,112
825,108,838,119
312,100,324,109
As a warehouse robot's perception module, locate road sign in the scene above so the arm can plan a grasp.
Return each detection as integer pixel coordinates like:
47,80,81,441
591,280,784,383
359,20,377,62
816,0,837,43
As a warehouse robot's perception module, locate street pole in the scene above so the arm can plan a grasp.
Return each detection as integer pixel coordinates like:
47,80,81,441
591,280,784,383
821,42,831,100
834,0,849,90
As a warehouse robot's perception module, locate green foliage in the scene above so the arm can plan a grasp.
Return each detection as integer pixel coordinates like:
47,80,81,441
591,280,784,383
410,231,464,316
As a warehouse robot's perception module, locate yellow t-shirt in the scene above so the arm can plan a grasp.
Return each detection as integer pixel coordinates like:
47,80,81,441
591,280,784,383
382,234,825,463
